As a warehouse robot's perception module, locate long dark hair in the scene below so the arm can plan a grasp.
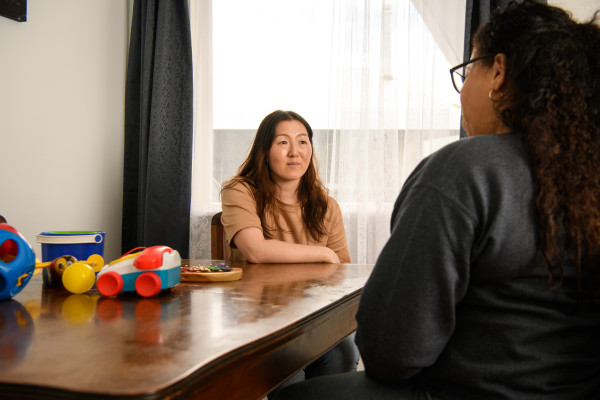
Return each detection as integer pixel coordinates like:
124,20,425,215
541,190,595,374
222,110,329,240
474,1,600,288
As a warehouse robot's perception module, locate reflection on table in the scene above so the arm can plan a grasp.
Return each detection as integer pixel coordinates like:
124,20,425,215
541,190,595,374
0,260,374,400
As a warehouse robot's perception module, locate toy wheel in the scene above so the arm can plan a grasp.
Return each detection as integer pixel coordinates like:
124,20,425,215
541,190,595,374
86,254,105,273
97,271,124,297
51,257,68,275
135,272,162,298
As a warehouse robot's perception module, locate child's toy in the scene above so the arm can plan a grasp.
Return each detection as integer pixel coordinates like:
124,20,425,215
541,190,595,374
36,231,105,287
36,254,104,294
181,263,242,282
0,221,105,298
0,224,36,300
96,246,181,298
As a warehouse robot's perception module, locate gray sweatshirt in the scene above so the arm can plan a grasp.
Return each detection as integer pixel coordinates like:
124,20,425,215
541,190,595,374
355,133,600,399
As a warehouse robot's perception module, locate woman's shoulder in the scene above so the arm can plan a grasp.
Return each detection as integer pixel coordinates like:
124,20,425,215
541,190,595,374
223,179,254,194
397,133,532,214
324,194,343,215
415,133,527,181
222,179,256,202
326,193,341,205
436,133,523,162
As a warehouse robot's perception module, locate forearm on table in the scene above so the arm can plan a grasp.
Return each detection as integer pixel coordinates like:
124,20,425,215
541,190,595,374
247,240,337,263
234,232,338,263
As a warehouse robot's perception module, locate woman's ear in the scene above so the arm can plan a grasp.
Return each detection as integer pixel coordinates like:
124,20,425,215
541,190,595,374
491,53,507,91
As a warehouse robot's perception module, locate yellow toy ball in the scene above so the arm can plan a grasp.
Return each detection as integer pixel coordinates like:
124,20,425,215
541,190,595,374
62,262,95,294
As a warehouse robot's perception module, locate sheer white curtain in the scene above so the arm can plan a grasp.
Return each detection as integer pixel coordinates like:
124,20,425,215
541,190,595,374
188,0,464,263
189,0,213,259
325,0,464,263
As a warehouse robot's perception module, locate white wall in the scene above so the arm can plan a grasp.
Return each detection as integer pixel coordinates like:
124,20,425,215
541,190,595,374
0,1,129,261
550,0,598,22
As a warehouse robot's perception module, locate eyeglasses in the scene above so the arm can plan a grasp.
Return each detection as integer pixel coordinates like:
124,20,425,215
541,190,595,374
449,54,494,93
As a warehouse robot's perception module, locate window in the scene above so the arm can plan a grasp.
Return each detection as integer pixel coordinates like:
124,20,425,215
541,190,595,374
190,0,465,262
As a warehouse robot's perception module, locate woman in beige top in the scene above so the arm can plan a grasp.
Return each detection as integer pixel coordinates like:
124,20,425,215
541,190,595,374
221,110,350,264
221,110,357,398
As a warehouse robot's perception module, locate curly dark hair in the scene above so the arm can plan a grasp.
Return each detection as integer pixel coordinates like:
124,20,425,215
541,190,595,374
222,110,329,241
474,1,600,288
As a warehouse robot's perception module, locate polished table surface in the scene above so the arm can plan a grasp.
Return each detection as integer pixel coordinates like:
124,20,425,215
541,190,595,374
0,260,374,399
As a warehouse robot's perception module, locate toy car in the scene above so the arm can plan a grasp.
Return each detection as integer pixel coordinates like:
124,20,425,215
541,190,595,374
96,246,181,298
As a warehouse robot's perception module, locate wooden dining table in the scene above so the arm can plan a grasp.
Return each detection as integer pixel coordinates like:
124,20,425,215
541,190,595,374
0,260,374,399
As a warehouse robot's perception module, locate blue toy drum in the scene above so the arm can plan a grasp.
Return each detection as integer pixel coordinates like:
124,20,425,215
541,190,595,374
36,231,105,288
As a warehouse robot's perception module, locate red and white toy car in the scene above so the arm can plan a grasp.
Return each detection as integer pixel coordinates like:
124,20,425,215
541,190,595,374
96,246,181,298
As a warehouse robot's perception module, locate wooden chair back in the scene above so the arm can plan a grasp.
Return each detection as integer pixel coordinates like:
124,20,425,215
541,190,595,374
211,212,225,259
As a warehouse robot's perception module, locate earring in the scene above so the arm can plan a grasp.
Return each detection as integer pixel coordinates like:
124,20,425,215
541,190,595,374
489,89,503,99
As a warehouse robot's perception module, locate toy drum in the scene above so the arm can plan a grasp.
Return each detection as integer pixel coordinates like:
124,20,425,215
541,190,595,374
36,231,105,288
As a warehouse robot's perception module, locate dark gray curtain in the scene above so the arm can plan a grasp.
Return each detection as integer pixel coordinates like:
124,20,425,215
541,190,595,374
464,0,513,64
461,0,546,137
122,0,193,257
